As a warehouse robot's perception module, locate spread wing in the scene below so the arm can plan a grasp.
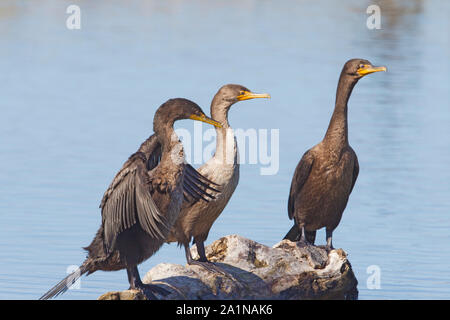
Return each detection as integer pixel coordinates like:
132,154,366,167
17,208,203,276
287,149,315,220
138,134,220,204
100,152,168,254
138,134,162,172
183,163,220,204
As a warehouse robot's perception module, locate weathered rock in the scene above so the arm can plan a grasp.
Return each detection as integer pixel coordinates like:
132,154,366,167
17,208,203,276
98,234,358,300
98,290,146,300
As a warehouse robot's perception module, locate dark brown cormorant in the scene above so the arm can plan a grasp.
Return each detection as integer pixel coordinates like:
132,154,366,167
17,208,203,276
40,98,222,300
166,84,270,271
284,59,386,248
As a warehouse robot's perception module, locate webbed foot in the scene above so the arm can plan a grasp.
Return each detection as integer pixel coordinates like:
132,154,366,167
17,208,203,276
130,283,170,300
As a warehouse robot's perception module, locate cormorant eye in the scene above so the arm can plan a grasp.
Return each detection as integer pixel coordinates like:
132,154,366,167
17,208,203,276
359,64,365,69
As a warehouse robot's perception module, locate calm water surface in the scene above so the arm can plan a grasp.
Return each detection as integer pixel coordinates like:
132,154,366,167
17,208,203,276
0,0,449,299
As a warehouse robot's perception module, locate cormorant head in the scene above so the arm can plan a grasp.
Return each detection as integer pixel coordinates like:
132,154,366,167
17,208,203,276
213,84,271,107
154,98,222,131
342,59,386,80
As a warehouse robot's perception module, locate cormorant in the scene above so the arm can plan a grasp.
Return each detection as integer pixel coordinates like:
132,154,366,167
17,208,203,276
166,84,270,270
284,59,386,248
40,98,222,300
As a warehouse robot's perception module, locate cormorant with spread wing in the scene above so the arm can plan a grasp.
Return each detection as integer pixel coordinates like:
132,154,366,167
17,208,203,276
40,98,222,300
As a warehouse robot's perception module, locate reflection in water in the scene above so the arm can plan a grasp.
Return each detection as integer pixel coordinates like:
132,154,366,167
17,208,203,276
0,0,449,299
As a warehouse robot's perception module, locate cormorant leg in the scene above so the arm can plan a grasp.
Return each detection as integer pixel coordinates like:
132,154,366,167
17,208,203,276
305,230,316,245
297,226,311,247
325,229,334,250
196,240,237,277
185,243,243,287
184,242,227,275
183,242,195,264
195,240,208,262
126,266,170,300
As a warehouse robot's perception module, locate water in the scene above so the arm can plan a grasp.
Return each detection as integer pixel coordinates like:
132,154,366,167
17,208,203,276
0,0,449,300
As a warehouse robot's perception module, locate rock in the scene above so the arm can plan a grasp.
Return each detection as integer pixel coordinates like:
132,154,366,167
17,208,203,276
98,234,358,300
98,290,146,300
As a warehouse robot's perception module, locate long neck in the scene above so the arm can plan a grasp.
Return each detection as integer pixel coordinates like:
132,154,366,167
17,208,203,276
323,74,357,147
154,121,183,164
211,100,236,164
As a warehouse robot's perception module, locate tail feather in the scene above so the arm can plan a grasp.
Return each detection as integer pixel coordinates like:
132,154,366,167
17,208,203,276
39,264,87,300
283,224,301,242
284,225,316,244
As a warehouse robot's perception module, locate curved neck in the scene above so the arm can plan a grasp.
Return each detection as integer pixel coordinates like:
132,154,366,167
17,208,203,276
211,99,231,129
323,73,357,147
211,99,236,164
153,120,181,162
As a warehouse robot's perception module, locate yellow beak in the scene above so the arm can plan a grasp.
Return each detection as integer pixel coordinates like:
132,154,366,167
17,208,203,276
236,91,271,101
357,65,387,76
189,113,222,128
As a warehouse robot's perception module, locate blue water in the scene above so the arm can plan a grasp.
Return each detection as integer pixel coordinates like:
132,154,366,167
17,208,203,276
0,0,449,300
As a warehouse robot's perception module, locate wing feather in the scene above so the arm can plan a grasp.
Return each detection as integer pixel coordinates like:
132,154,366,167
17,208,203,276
100,151,168,254
138,134,221,205
287,149,315,220
350,154,359,194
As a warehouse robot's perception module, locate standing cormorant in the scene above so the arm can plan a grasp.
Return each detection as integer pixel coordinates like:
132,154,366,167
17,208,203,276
166,84,270,270
40,98,222,300
284,59,386,248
